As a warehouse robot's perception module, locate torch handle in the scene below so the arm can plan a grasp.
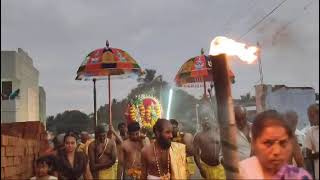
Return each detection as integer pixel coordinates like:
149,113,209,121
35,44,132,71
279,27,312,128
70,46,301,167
210,54,240,179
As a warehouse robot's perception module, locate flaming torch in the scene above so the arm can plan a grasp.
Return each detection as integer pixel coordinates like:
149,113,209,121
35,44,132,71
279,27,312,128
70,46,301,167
209,36,258,179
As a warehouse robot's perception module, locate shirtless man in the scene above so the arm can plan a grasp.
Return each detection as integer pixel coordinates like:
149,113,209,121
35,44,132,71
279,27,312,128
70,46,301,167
117,122,129,143
141,119,187,180
88,124,117,179
170,119,195,178
77,131,94,155
193,117,226,179
119,122,146,179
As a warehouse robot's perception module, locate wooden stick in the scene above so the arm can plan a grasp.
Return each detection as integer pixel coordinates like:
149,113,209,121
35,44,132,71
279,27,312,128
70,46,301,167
210,54,240,179
93,78,97,129
108,74,112,129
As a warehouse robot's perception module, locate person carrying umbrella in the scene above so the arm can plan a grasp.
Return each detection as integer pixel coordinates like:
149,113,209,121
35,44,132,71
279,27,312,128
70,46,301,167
88,124,117,179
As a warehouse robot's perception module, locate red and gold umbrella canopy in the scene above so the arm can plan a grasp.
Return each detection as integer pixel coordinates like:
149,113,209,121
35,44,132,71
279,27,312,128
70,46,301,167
175,53,235,88
75,41,143,128
76,43,143,80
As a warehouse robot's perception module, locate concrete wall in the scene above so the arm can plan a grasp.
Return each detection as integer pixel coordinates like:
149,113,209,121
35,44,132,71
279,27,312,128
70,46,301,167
39,86,46,128
1,49,41,123
255,84,316,129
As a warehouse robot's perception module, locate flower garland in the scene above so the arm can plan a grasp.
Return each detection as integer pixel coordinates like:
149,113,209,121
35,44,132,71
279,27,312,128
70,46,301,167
127,95,162,129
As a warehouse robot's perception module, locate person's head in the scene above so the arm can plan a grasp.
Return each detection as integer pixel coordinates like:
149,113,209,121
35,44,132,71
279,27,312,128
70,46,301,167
118,122,128,136
252,110,294,174
127,122,141,141
140,127,147,135
169,119,179,137
95,124,108,143
307,104,319,126
284,111,298,131
35,156,52,177
53,133,65,151
80,131,90,143
64,132,78,153
234,105,247,130
153,119,173,149
200,116,211,131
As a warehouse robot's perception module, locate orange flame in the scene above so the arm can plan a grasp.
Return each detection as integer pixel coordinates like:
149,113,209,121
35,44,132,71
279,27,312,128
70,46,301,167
209,36,258,64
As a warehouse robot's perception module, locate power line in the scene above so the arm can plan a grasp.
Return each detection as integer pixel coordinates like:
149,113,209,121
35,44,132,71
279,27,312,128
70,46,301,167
220,0,259,35
239,0,288,40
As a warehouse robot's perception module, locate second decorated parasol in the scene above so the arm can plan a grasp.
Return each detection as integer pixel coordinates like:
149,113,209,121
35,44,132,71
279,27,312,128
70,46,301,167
175,49,235,98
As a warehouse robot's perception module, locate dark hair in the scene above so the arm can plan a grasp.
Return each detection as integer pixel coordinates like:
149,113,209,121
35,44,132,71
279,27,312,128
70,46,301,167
169,119,179,126
308,103,319,113
95,124,107,134
35,155,57,175
117,122,126,130
252,110,293,141
36,156,51,166
63,131,78,142
153,118,169,134
127,122,140,133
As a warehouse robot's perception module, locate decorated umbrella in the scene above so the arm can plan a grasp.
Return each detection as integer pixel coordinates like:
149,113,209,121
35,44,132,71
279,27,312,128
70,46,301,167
76,40,143,129
175,49,235,98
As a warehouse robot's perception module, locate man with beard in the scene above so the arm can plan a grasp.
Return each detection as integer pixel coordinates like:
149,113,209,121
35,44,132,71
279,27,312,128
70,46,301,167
170,119,195,179
88,124,117,179
193,117,226,180
141,119,187,180
119,122,147,179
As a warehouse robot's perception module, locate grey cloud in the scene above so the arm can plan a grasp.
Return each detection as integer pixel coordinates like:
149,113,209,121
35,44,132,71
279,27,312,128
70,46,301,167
2,0,318,115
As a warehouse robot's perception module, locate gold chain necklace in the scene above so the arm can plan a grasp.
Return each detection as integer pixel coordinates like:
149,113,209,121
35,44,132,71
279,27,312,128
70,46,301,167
153,143,170,180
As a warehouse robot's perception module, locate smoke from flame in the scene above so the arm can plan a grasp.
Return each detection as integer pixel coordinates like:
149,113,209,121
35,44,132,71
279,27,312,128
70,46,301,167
209,36,258,64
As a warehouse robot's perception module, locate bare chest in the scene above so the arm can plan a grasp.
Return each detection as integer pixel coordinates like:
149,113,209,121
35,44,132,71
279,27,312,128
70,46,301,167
199,133,219,147
96,142,112,156
147,149,170,176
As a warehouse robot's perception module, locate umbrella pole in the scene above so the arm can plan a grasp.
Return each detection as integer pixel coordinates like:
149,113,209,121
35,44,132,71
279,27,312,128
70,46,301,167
108,74,112,129
203,78,207,98
209,54,240,179
93,79,97,129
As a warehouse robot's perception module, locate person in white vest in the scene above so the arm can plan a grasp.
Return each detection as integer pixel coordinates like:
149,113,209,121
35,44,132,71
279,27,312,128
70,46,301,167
234,105,252,161
304,104,319,180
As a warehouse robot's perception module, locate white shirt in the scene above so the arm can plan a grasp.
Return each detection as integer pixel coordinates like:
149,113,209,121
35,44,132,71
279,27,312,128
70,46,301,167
237,129,251,161
30,176,58,180
295,129,305,147
239,156,264,179
304,125,319,180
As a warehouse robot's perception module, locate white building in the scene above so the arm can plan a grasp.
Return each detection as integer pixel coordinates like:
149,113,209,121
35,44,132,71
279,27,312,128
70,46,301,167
1,48,46,123
255,84,316,129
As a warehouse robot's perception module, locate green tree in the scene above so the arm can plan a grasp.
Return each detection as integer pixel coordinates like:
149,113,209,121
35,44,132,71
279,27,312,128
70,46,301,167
138,69,156,83
46,110,92,134
46,115,56,132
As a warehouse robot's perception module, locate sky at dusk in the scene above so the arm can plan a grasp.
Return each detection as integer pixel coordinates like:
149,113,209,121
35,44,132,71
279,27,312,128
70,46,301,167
2,0,319,116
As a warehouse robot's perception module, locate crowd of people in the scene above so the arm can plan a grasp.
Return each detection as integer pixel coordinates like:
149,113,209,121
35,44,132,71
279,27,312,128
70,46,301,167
31,103,318,180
